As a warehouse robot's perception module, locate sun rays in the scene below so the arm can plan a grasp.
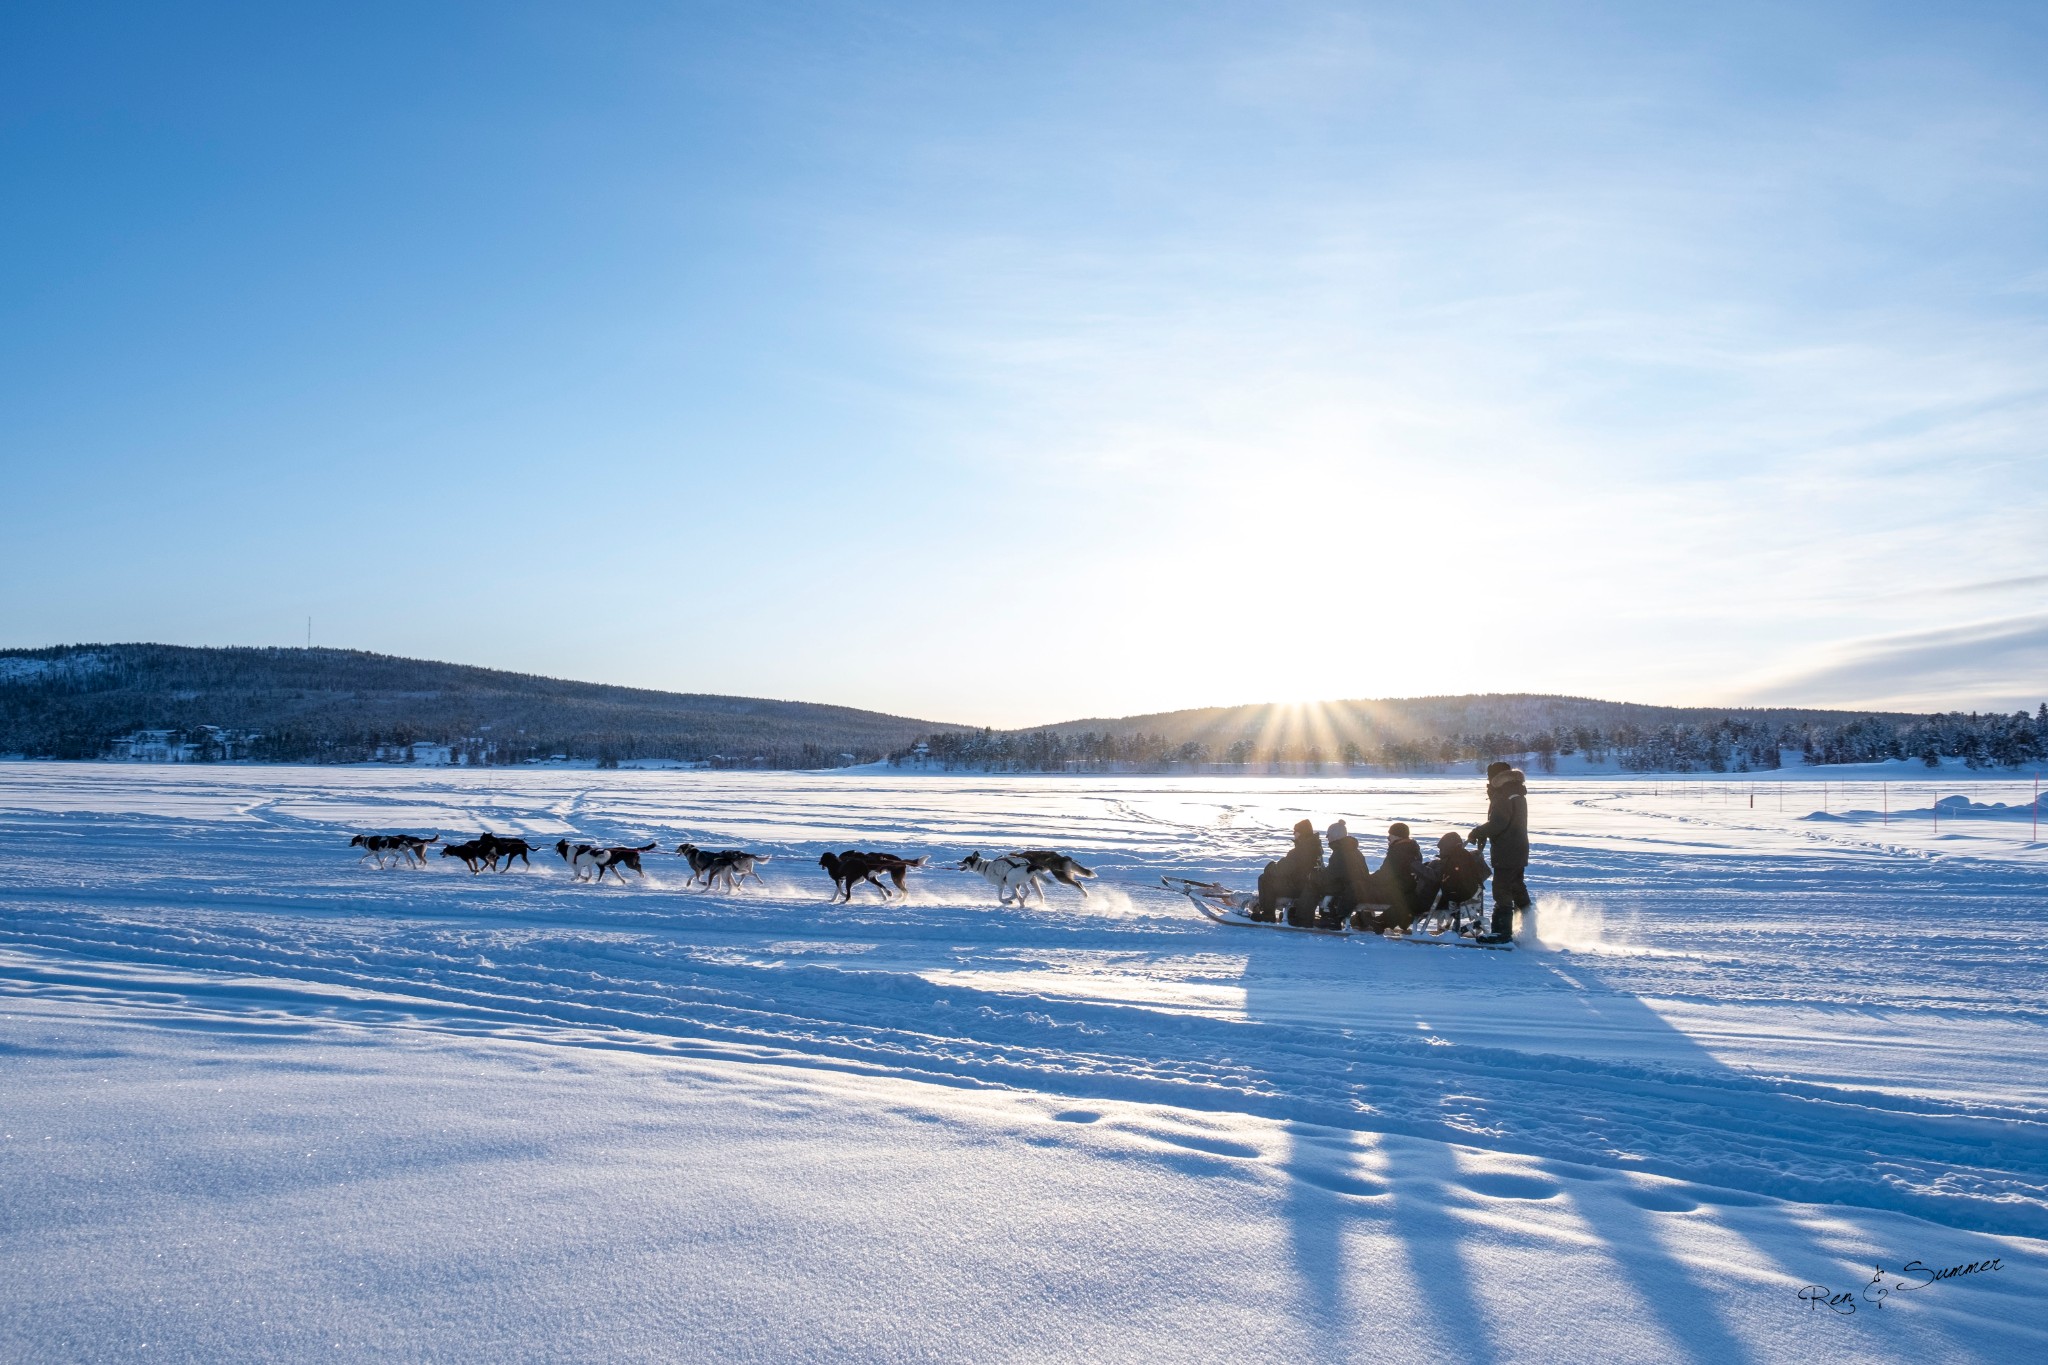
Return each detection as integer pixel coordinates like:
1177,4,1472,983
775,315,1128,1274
1169,699,1412,765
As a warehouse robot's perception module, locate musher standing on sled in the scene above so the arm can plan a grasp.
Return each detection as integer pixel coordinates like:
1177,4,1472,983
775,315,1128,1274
1468,761,1530,943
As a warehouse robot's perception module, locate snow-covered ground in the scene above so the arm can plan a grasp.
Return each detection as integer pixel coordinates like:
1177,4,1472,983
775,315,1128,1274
2,764,2044,1362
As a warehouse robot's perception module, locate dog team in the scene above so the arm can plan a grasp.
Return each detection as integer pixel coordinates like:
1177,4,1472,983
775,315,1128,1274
346,765,1528,931
347,828,1098,903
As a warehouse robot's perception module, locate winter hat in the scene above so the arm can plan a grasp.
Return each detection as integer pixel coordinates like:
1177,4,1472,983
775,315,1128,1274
1293,819,1316,838
1486,760,1513,778
1388,822,1411,838
1438,831,1465,852
1326,819,1349,844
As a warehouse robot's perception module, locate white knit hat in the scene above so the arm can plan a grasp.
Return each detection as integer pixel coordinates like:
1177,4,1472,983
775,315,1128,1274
1326,819,1349,843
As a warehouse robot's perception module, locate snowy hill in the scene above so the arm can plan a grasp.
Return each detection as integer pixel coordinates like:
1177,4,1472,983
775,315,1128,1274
0,643,964,766
1035,693,1900,743
911,694,2046,773
5,644,2040,774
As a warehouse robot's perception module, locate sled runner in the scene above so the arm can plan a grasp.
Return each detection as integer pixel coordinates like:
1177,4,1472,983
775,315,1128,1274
1162,876,1354,935
1163,876,1514,949
1389,934,1514,952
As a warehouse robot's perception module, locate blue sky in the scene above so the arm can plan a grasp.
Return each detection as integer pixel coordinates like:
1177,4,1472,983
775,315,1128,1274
3,1,2043,726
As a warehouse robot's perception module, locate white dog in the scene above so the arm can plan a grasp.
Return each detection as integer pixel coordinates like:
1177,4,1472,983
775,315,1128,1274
959,851,1039,905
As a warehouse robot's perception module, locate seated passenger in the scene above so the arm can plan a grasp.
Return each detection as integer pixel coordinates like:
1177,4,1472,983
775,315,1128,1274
1254,819,1324,924
1380,822,1424,908
1420,831,1490,924
1320,820,1373,930
1348,823,1423,932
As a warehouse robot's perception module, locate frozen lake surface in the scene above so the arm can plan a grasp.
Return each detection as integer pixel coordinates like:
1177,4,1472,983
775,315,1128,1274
2,763,2045,1362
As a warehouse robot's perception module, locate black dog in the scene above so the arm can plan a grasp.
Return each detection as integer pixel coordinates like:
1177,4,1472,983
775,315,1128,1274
440,839,493,873
599,842,658,880
476,832,540,870
818,850,927,902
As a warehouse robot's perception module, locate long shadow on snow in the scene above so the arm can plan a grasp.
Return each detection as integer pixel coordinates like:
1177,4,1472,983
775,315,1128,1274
1225,924,1785,1362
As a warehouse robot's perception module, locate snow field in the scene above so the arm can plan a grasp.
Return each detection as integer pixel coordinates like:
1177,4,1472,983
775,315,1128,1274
2,763,2045,1362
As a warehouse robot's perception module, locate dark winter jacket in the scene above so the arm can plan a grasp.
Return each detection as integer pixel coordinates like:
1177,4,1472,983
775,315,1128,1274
1376,835,1424,908
1256,820,1325,916
1381,836,1423,885
1325,835,1373,904
1469,769,1530,867
1270,818,1323,886
1428,846,1491,906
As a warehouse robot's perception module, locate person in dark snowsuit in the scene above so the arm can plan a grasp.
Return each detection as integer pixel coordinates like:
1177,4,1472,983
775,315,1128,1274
1468,762,1530,942
1421,831,1490,920
1255,819,1324,924
1361,822,1425,930
1320,820,1374,930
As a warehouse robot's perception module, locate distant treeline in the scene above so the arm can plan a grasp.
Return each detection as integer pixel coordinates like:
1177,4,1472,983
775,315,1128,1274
894,703,2048,774
0,644,959,768
7,646,2041,775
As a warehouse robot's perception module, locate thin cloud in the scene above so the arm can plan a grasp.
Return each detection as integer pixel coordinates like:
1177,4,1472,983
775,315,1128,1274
1847,572,2048,606
1922,573,2048,598
1748,613,2048,713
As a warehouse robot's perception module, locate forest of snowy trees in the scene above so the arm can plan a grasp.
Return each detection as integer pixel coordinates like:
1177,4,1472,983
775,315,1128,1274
894,705,2048,774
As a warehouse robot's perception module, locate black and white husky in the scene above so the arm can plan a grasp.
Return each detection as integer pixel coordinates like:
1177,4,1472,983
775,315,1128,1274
961,850,1099,904
959,851,1037,904
555,839,608,882
676,843,771,892
1009,849,1097,899
350,833,438,868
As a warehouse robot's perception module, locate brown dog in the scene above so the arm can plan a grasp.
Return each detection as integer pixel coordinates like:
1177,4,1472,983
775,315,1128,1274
818,850,928,902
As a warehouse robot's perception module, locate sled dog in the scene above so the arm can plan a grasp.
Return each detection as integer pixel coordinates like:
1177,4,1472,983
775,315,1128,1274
1009,849,1096,899
476,833,540,870
350,833,438,868
555,839,609,882
596,842,658,880
959,851,1037,904
440,838,494,873
676,844,771,891
819,850,927,902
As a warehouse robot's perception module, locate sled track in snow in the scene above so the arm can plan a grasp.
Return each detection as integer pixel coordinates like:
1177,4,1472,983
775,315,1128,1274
3,768,2048,1241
